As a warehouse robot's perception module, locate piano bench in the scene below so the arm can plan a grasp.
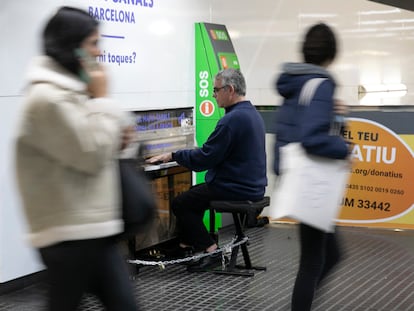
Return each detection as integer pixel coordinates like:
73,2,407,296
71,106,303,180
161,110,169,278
208,196,270,277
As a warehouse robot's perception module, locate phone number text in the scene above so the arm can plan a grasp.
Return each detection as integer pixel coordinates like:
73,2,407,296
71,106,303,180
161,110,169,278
345,184,404,195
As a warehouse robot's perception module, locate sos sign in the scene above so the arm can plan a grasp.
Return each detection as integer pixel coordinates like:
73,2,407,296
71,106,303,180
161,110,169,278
198,70,215,117
199,100,215,117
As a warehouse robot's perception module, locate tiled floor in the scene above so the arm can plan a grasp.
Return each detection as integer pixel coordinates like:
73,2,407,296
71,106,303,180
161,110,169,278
1,223,414,310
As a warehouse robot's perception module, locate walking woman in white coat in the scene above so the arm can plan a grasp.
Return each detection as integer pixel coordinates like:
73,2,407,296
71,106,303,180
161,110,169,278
15,7,138,311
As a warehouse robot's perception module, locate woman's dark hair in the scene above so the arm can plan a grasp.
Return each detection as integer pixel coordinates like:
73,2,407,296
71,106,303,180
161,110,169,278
43,6,98,75
302,23,337,66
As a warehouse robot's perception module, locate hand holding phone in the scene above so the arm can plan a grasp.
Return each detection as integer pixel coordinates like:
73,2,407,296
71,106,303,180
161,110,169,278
75,48,107,98
75,48,99,71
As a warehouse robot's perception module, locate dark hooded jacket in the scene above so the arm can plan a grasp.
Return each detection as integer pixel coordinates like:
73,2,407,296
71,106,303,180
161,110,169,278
273,62,349,175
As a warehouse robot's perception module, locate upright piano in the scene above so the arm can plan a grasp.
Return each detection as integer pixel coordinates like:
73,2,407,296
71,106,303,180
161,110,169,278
129,108,194,258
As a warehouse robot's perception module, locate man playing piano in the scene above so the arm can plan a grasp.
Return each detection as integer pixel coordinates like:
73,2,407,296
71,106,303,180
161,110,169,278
146,68,267,272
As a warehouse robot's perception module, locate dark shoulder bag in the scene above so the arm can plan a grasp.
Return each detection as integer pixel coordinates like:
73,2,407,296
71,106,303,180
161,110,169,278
118,154,156,238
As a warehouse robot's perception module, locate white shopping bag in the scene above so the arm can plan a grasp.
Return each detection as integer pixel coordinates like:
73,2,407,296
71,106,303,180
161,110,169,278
262,143,350,232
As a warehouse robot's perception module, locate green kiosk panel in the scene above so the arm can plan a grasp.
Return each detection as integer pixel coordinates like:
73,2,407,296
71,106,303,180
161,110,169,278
195,22,240,231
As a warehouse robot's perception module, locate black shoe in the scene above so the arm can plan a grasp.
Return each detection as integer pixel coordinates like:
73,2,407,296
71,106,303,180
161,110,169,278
168,246,194,259
187,253,222,272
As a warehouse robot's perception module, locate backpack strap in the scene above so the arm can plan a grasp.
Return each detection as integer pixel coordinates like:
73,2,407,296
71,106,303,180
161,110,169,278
298,78,328,106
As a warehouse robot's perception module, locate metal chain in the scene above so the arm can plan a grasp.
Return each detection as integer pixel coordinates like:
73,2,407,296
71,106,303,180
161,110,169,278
128,236,249,270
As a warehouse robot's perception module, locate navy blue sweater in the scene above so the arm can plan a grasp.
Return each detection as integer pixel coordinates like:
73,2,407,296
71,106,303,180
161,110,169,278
174,101,267,200
273,63,349,175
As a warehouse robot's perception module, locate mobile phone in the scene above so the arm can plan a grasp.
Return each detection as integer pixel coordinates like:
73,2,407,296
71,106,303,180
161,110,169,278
74,48,98,83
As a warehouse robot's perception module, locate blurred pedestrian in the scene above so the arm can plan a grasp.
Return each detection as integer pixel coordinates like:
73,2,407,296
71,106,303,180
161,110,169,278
273,23,351,310
15,6,137,311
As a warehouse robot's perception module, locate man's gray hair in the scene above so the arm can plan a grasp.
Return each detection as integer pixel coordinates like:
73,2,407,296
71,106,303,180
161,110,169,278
215,68,246,96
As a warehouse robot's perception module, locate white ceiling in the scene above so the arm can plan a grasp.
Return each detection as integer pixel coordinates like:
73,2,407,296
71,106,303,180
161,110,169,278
210,0,414,106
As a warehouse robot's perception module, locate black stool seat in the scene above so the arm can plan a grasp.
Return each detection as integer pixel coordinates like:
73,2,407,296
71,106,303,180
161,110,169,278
209,196,270,277
211,197,270,213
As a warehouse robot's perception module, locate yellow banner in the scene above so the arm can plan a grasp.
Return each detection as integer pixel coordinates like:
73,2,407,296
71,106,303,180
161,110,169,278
337,118,414,229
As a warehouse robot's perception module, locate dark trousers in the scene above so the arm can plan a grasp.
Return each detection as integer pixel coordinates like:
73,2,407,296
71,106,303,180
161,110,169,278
39,237,138,311
291,224,342,311
171,183,239,251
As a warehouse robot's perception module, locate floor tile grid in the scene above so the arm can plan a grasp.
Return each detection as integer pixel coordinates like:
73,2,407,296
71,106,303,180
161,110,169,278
134,225,292,311
1,224,414,310
314,234,394,310
312,230,414,311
